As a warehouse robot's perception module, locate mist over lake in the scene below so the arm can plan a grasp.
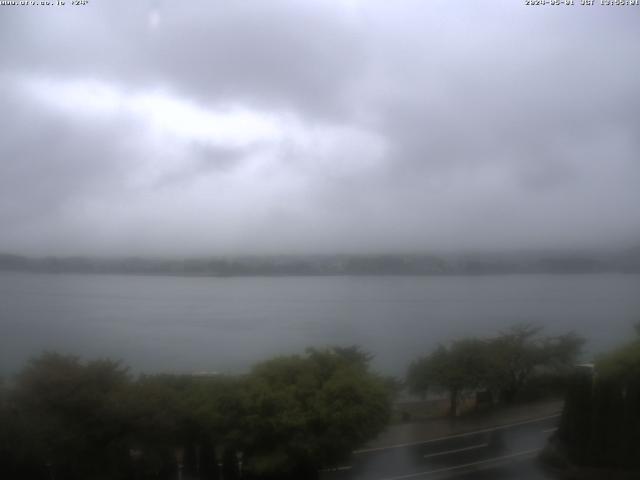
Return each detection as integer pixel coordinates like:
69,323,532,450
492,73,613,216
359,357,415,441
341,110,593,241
2,271,638,378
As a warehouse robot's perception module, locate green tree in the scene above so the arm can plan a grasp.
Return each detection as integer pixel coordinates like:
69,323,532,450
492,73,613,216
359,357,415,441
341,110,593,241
406,358,430,399
236,347,392,478
554,327,640,471
3,347,392,479
407,339,490,417
407,326,584,413
121,373,246,479
597,335,640,383
487,325,583,403
10,352,131,479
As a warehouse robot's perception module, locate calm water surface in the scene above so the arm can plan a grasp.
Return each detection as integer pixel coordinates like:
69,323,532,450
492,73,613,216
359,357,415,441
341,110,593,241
1,272,639,377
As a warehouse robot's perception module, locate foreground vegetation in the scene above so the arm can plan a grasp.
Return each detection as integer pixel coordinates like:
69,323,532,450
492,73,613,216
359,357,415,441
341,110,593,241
0,325,586,479
547,324,640,476
406,325,584,417
0,347,391,480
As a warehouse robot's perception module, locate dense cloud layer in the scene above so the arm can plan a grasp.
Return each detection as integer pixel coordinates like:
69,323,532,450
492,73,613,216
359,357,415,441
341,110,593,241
1,0,639,255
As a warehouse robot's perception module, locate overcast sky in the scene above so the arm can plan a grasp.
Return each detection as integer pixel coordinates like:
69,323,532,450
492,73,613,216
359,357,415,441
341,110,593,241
1,0,639,256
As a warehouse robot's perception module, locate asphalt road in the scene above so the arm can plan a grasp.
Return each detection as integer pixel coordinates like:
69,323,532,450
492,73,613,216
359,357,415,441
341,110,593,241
320,414,560,480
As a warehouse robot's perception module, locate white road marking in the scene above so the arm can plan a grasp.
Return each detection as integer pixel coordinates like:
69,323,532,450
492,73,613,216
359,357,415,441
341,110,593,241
423,443,488,459
542,427,558,434
378,448,542,480
319,465,352,472
354,413,560,454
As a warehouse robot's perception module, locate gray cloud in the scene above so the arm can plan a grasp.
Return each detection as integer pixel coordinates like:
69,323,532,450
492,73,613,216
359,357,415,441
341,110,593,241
1,1,366,118
1,0,639,256
0,89,132,227
153,144,254,188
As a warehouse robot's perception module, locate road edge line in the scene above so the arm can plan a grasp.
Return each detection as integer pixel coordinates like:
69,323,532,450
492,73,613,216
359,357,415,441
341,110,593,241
354,412,561,454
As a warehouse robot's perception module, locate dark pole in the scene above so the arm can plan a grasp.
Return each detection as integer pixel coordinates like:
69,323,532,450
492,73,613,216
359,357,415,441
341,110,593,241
195,444,201,479
236,451,243,479
129,448,143,480
215,446,224,480
175,447,185,480
45,462,55,480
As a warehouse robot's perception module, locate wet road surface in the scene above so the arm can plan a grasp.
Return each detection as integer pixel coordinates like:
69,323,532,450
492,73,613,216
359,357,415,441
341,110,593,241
321,414,559,480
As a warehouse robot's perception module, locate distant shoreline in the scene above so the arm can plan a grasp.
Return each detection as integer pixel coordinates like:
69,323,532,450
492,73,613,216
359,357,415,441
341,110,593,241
1,251,638,278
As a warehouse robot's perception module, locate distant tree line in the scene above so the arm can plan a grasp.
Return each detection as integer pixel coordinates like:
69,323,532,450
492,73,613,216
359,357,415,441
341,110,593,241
1,250,638,277
0,347,392,480
406,325,584,416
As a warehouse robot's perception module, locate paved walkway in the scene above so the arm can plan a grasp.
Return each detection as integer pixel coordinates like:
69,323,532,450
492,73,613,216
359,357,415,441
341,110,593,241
362,398,563,450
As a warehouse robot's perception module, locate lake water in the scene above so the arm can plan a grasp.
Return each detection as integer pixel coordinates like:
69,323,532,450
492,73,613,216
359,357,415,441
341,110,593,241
1,272,639,377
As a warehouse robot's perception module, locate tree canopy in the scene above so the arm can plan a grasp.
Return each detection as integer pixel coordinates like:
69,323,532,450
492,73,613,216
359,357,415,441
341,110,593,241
0,347,392,480
234,346,391,478
406,325,584,415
